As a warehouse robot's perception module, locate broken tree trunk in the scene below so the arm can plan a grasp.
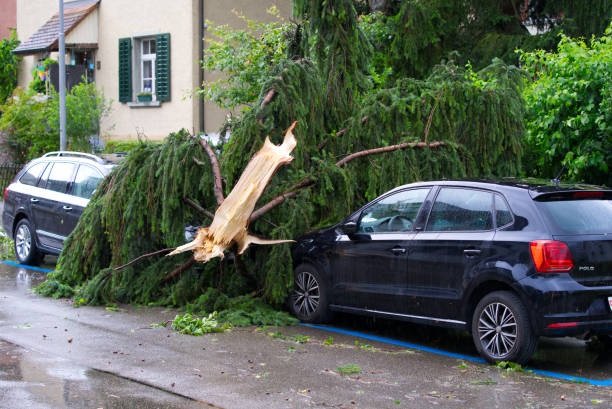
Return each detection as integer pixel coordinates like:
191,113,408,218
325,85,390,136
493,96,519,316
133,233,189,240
168,122,298,263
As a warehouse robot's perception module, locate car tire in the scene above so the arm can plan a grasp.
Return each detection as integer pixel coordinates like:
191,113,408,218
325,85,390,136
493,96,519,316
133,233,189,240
472,291,538,364
14,219,40,266
289,264,330,323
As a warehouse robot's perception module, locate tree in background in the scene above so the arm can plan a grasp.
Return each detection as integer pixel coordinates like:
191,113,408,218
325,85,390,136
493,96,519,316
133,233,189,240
520,23,612,186
357,0,612,85
0,30,20,109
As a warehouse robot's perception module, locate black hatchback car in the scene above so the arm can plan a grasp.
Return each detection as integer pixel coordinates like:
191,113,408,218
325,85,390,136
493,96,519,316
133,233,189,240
2,152,113,265
290,180,612,363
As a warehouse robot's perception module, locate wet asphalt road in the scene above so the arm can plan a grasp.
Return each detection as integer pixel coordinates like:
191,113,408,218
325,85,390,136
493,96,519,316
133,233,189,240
0,339,211,409
0,259,611,408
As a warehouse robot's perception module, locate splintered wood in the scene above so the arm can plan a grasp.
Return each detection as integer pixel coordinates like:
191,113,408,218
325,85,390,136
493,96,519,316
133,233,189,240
168,122,298,263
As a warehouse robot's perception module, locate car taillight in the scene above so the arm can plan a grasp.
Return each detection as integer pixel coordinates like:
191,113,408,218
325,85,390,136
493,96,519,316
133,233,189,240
573,191,604,199
530,240,574,273
3,187,7,201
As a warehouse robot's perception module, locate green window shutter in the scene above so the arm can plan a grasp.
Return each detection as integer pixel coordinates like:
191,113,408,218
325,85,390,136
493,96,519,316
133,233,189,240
155,33,171,102
118,37,132,102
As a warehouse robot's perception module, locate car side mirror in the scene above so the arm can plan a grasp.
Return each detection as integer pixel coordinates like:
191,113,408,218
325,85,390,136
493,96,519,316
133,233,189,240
340,221,358,235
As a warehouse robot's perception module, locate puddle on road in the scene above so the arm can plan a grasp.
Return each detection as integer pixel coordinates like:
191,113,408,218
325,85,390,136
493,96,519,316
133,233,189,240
331,313,612,381
0,339,210,409
0,264,47,292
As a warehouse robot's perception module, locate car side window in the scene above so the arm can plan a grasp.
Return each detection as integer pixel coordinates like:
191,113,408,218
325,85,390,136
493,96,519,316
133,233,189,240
358,188,430,233
73,165,104,199
46,162,76,194
494,194,513,228
426,188,493,231
19,162,47,186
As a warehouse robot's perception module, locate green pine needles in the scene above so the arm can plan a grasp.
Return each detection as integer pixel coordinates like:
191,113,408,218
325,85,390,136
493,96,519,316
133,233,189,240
43,1,530,324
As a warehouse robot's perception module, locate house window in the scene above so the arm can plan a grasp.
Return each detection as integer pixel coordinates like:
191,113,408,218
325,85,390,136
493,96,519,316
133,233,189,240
141,38,156,94
118,34,171,104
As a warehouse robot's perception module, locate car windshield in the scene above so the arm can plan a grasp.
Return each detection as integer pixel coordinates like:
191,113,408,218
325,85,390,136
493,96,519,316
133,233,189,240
536,198,612,235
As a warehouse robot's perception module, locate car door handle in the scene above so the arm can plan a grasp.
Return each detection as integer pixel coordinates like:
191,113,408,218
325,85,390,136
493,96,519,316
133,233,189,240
464,249,481,256
30,198,39,203
63,206,73,211
390,247,407,255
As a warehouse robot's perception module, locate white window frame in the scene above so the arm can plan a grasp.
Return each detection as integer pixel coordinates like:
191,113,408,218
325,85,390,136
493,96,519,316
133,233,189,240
140,38,156,97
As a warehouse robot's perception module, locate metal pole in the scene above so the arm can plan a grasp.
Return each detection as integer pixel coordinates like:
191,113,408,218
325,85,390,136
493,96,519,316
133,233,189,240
58,0,67,151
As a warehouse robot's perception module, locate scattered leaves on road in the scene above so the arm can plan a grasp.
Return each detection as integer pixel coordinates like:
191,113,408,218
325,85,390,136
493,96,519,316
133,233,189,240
337,364,361,375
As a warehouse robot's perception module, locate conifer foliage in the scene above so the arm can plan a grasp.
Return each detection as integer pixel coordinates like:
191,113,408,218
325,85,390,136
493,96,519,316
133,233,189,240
53,1,527,318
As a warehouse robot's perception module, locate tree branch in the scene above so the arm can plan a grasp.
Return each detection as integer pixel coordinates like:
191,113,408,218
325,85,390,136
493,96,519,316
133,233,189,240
250,191,297,222
183,197,215,220
198,138,224,205
257,88,276,125
335,141,445,167
250,178,315,222
423,94,441,144
260,88,276,108
161,256,196,283
113,247,177,272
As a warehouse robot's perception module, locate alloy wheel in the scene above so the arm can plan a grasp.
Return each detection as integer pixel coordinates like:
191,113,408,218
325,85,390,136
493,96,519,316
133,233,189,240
293,271,320,318
477,302,518,359
15,224,32,261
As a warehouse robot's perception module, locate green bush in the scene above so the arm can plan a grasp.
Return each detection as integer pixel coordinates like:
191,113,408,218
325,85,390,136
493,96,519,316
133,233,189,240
0,87,55,163
103,139,156,154
0,229,15,261
0,82,111,162
520,23,612,186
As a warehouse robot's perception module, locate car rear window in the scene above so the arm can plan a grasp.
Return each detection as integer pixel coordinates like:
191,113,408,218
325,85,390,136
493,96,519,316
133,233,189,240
536,197,612,235
19,162,47,186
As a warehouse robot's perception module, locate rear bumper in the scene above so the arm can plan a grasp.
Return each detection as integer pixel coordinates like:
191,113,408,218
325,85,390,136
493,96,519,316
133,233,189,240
540,319,612,337
519,274,612,336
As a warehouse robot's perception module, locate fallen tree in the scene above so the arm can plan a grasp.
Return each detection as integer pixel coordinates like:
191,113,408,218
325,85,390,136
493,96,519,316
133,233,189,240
46,1,527,324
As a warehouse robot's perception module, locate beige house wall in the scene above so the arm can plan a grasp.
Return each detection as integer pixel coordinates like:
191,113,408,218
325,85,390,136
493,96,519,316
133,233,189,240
96,0,198,141
65,7,98,45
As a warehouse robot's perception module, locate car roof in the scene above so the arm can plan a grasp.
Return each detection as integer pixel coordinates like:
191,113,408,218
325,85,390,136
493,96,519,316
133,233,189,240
25,152,115,174
388,178,611,198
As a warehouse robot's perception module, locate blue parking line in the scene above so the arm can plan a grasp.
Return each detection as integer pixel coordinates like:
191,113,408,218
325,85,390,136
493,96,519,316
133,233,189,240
299,323,612,386
1,261,53,273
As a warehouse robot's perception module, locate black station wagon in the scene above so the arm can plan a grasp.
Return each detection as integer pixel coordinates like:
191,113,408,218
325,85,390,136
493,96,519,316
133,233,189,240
2,152,114,265
289,180,612,363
